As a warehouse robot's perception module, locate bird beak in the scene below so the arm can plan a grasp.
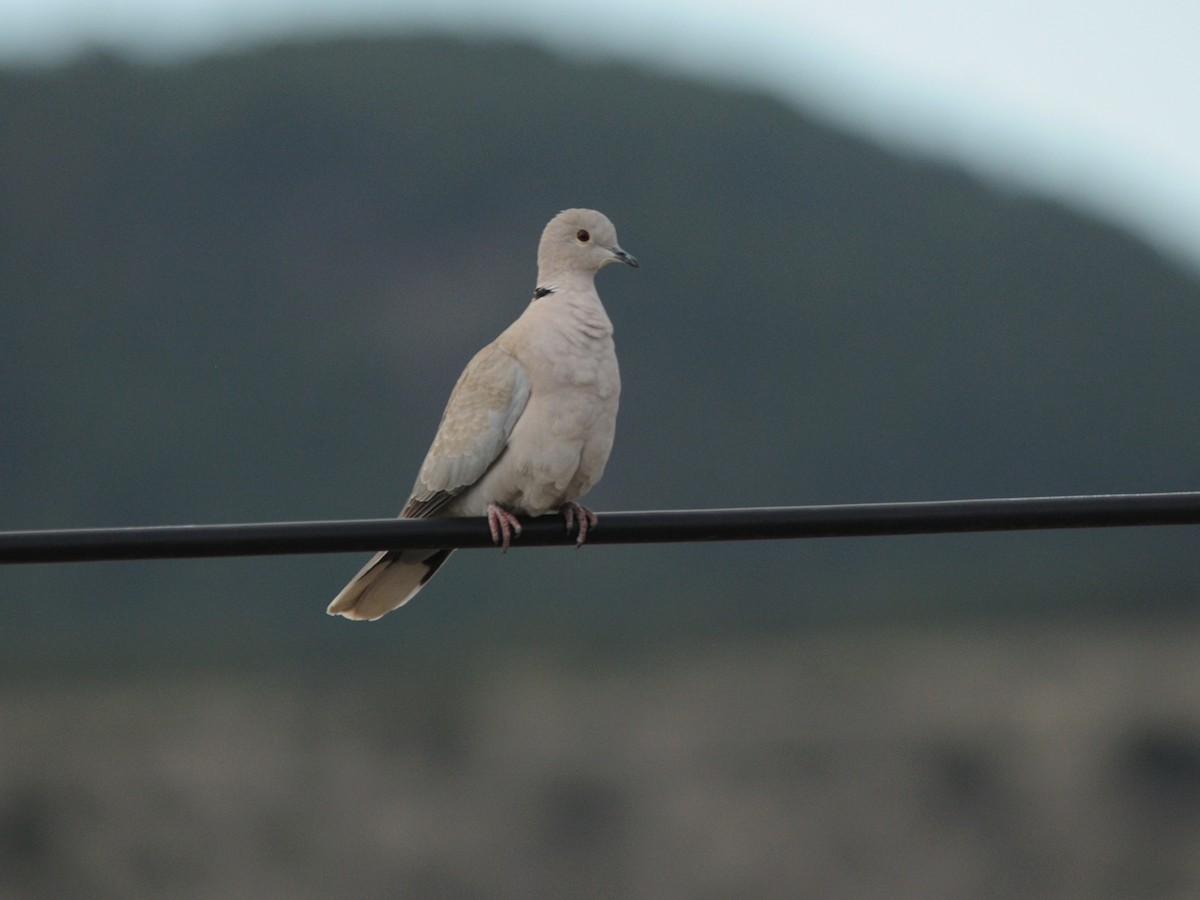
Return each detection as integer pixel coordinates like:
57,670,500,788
610,246,639,268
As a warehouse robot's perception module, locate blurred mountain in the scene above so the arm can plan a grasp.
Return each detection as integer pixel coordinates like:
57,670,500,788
1,36,1198,666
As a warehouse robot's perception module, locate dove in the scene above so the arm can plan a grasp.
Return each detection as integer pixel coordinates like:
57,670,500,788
327,208,638,621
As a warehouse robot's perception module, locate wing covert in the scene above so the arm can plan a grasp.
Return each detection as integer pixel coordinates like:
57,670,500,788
402,343,531,518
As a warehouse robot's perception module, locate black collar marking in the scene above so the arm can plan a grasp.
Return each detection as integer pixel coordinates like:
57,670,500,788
532,286,555,300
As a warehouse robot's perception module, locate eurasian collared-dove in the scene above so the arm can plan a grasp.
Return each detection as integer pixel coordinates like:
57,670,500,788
327,208,638,621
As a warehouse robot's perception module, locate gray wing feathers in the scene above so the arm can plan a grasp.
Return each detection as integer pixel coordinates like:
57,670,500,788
403,343,531,518
328,344,528,620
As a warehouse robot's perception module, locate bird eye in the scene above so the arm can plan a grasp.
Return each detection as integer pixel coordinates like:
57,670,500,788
576,229,590,242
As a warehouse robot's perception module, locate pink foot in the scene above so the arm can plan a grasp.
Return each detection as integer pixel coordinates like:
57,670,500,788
561,502,598,547
487,503,523,553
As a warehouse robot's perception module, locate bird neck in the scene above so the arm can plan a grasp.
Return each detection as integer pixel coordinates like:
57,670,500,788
526,277,612,341
534,268,599,295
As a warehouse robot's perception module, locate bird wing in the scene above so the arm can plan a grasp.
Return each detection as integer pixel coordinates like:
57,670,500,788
402,341,531,518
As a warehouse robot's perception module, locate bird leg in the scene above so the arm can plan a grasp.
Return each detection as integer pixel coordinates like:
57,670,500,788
561,502,599,547
487,503,523,553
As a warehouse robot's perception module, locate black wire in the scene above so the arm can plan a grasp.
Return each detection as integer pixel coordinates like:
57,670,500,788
0,491,1198,565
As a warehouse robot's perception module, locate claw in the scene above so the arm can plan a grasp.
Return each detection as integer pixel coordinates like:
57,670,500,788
562,502,598,547
487,503,523,553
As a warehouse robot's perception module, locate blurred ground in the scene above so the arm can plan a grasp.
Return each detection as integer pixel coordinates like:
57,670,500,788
2,622,1199,898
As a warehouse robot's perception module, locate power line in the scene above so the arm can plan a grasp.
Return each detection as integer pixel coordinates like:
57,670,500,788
0,491,1198,565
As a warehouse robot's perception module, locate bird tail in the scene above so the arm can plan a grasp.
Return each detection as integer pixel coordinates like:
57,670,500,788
326,548,454,621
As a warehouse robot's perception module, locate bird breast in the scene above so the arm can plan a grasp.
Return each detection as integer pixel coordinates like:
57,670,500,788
487,298,620,515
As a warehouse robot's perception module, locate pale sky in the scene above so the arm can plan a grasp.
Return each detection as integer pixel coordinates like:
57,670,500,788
4,0,1199,272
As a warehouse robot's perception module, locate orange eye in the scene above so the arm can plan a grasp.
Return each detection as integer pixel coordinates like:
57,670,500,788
576,229,590,242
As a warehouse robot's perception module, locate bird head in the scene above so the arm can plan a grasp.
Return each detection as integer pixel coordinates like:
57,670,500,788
537,208,639,282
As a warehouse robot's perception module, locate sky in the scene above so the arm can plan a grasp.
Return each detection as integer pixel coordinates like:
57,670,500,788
3,0,1198,273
